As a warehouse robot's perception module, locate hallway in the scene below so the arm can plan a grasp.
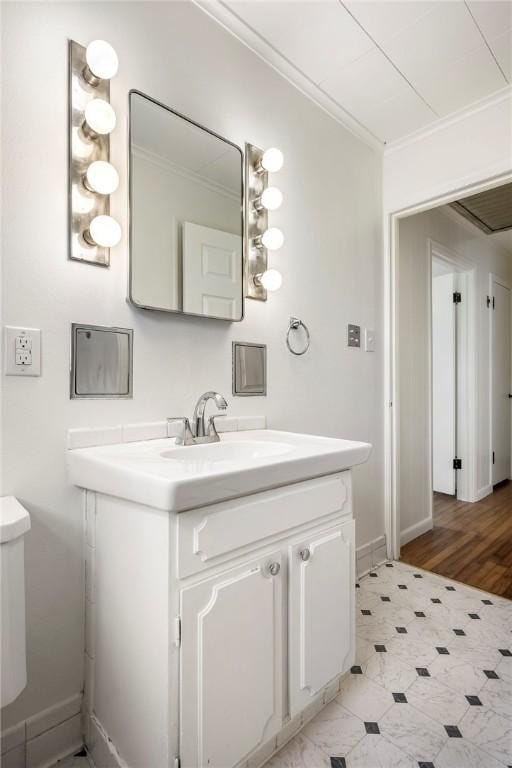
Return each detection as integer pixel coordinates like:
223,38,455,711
400,482,512,598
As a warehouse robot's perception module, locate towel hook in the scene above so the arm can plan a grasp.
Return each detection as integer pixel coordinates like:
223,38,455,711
286,316,310,356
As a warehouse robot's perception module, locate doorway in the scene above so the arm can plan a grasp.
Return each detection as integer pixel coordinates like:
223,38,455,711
389,185,512,595
491,275,512,486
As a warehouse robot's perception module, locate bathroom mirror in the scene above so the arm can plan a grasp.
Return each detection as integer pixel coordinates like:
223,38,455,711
129,91,244,321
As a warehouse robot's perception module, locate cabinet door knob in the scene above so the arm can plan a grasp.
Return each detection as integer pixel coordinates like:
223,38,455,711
268,561,281,577
299,548,311,562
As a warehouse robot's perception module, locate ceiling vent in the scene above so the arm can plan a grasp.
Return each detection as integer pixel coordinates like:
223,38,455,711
450,183,512,235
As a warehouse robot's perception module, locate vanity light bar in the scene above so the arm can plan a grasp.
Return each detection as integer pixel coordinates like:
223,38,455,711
245,143,284,301
68,39,120,267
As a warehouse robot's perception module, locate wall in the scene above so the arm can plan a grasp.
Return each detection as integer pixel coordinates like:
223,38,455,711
384,87,512,214
397,206,512,539
0,0,383,732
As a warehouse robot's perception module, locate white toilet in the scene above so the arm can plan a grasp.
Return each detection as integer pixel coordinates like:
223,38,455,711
1,496,30,707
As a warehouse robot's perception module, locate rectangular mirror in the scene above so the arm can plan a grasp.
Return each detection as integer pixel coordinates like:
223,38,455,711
129,91,244,321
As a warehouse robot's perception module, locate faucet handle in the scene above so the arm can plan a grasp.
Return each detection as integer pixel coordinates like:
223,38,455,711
207,414,226,441
167,417,195,445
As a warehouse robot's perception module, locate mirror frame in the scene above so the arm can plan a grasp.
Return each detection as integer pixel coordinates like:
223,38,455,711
128,89,245,321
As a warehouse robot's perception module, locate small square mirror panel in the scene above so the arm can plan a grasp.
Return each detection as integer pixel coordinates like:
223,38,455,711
129,91,244,321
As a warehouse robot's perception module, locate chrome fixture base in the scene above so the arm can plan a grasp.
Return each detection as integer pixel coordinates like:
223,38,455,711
245,143,268,301
168,392,228,446
69,40,111,267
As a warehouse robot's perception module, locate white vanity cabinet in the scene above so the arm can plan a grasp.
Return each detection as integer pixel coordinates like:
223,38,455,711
68,431,369,768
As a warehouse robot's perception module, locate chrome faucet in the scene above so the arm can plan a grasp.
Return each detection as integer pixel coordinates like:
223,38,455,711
168,391,228,446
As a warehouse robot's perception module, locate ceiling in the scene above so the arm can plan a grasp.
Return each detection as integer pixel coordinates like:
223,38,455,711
205,0,512,144
451,182,512,234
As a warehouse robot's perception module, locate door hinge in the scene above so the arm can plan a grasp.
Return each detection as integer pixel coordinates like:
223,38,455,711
487,295,492,308
174,756,181,768
493,296,496,309
453,458,462,470
174,616,181,648
493,451,495,465
488,295,496,308
453,292,462,303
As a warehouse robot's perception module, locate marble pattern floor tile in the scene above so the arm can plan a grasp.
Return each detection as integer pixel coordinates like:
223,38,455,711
267,561,511,768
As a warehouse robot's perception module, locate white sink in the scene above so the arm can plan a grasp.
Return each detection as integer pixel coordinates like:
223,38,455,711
67,429,372,512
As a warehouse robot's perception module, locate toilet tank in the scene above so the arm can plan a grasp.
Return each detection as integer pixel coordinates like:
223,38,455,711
1,496,31,708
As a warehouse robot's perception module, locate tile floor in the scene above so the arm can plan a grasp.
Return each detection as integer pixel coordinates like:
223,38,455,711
52,561,511,768
268,560,512,768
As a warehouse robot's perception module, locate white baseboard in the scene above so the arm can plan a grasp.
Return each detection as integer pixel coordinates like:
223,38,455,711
400,516,433,546
356,534,387,578
476,484,493,501
1,694,82,768
87,715,126,768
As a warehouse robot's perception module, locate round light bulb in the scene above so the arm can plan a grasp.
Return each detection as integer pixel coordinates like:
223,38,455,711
261,227,284,250
261,147,284,173
86,215,121,248
84,99,116,136
260,186,283,211
85,40,119,81
84,161,119,195
259,269,282,292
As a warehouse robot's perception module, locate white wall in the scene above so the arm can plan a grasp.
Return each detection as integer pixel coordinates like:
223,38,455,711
398,207,512,537
0,1,383,730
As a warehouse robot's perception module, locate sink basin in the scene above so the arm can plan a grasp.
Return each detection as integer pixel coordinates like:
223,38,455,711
67,429,372,512
160,439,291,464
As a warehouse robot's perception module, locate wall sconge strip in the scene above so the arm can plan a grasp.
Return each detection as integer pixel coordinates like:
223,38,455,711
68,40,112,267
245,143,268,301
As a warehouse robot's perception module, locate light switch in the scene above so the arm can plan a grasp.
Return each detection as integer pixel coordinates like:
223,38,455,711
365,329,376,352
4,327,41,376
347,324,361,348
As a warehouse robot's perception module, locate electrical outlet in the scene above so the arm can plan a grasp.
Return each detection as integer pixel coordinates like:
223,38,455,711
4,326,41,376
347,324,361,348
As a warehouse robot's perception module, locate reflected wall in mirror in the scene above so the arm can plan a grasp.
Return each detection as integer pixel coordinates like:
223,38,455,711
129,91,244,321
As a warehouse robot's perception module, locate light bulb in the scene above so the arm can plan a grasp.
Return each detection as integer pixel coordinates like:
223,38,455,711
84,215,121,248
85,40,119,82
261,148,283,173
260,186,283,211
261,227,284,250
83,99,116,137
84,161,119,195
258,269,282,292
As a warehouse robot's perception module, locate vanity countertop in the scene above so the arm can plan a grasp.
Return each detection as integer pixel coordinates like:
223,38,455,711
67,429,372,512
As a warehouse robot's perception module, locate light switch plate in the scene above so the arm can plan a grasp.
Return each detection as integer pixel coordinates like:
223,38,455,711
347,324,361,348
365,328,376,352
4,326,41,376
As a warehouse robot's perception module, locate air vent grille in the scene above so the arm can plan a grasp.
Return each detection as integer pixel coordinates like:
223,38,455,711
450,183,512,234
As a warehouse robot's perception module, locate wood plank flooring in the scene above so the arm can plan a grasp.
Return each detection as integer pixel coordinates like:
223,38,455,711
400,480,512,598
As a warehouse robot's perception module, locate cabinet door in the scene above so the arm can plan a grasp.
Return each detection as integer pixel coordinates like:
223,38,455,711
289,521,355,716
180,552,283,768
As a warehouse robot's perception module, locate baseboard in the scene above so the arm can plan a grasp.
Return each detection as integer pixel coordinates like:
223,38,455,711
356,534,387,578
1,694,82,768
86,714,126,768
400,516,433,546
476,484,493,501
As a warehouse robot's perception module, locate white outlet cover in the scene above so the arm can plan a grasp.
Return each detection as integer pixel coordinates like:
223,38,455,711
364,328,376,352
4,326,41,376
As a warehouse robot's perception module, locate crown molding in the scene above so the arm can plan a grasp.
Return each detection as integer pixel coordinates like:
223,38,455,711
384,85,512,156
192,0,383,153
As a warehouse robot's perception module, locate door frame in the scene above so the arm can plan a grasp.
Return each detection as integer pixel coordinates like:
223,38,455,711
385,171,512,560
430,240,476,504
489,272,512,488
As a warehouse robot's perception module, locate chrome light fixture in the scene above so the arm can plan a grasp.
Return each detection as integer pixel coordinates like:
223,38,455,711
245,144,284,300
69,39,120,267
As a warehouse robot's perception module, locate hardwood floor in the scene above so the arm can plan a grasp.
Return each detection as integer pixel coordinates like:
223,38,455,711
400,480,512,598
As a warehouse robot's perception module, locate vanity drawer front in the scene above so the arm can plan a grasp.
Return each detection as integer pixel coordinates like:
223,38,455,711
177,472,351,578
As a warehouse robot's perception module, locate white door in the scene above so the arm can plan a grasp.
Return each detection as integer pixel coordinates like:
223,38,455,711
180,553,283,768
289,521,355,717
182,222,242,319
432,272,457,495
492,279,511,485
